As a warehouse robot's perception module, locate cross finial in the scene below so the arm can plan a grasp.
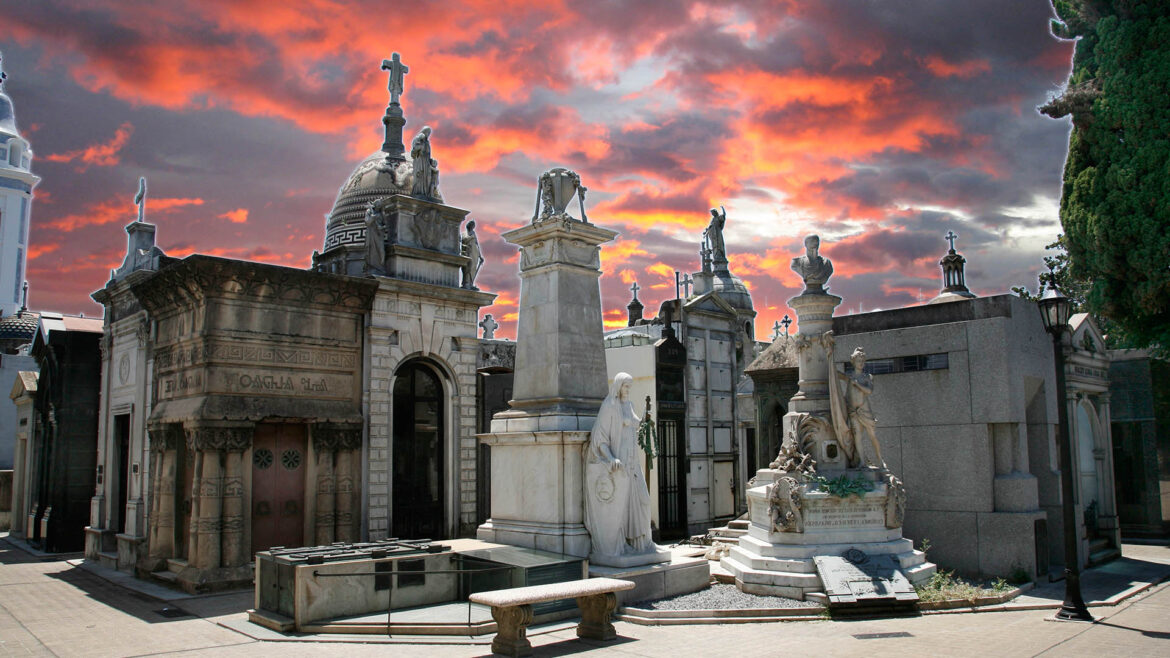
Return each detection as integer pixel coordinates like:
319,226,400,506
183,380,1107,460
681,273,694,298
772,321,782,341
781,314,792,338
945,230,958,252
630,280,640,301
382,53,409,105
134,177,147,222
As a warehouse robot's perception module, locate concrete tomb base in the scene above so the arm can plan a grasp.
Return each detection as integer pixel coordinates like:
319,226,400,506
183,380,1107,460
721,467,935,604
589,554,711,606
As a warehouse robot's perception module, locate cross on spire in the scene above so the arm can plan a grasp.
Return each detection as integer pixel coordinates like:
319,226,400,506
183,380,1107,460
134,177,147,222
772,321,782,341
781,314,792,337
681,273,694,298
945,230,958,252
630,280,640,301
382,53,409,105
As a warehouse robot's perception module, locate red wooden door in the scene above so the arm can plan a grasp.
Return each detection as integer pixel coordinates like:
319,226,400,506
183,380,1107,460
251,423,307,554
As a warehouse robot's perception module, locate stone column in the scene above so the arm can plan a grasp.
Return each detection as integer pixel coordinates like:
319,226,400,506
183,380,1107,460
145,424,181,569
336,428,362,543
478,214,617,557
311,426,338,546
220,429,250,569
787,291,842,411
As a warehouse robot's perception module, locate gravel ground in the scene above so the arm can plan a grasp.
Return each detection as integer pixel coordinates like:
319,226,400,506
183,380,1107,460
634,584,822,610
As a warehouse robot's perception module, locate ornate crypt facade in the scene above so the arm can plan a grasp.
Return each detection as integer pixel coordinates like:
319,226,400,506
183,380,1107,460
85,55,494,590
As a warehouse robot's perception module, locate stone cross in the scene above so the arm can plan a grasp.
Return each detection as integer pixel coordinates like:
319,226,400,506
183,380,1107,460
945,230,958,252
772,321,782,341
681,273,693,298
382,53,409,105
479,314,499,340
781,314,792,338
630,280,640,301
134,177,147,223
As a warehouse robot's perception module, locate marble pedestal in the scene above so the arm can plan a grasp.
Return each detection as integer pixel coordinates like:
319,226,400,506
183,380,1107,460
721,468,935,601
476,216,618,558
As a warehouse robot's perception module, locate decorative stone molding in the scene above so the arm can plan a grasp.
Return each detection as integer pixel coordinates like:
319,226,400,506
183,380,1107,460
147,423,185,453
884,471,906,529
312,423,362,452
186,425,253,452
768,476,805,533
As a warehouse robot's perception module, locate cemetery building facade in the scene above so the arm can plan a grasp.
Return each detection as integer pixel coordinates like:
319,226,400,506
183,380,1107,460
1108,348,1170,539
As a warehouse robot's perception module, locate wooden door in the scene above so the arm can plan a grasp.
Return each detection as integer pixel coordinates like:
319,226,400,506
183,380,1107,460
251,423,307,553
392,363,445,540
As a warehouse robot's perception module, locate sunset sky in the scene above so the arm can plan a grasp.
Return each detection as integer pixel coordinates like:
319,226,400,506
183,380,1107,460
3,0,1074,338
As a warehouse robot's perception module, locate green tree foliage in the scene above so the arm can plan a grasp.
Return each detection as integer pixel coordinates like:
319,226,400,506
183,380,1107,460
1042,1,1170,351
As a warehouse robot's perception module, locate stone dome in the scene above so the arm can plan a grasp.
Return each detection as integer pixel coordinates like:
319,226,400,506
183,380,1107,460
0,310,38,351
710,269,754,312
321,151,413,253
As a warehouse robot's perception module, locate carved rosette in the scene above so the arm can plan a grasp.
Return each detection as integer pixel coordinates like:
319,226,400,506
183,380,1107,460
312,423,362,453
884,472,907,529
768,476,805,533
186,425,253,453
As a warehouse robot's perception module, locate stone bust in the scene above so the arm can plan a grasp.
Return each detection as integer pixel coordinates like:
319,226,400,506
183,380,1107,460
791,234,833,293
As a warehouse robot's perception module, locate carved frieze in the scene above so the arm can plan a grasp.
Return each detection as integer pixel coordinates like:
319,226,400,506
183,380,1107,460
186,425,253,453
148,423,185,453
312,423,362,452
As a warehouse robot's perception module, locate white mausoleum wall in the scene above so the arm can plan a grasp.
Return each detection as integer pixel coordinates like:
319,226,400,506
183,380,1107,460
365,279,488,539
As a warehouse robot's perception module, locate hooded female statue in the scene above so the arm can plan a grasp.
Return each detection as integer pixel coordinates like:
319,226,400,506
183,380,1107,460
584,372,654,561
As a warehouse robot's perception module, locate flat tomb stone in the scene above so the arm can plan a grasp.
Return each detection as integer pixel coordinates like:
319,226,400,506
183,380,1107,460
813,550,918,606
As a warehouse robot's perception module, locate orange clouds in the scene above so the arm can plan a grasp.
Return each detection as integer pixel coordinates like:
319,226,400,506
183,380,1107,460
43,122,133,170
219,208,249,224
922,56,991,79
46,196,204,232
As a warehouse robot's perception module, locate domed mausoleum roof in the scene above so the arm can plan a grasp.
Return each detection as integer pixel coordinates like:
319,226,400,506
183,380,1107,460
709,269,754,312
322,151,413,252
0,310,38,353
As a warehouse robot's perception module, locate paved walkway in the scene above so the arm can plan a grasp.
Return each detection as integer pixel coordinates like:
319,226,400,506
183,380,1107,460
1,537,1167,657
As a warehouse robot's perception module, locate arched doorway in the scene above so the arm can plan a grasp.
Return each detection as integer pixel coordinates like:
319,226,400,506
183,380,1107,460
392,361,446,539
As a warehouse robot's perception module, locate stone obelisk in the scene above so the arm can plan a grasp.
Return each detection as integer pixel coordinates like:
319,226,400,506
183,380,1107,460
477,168,616,557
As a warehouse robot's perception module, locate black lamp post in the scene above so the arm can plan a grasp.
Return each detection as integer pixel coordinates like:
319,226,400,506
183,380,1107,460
1037,282,1094,622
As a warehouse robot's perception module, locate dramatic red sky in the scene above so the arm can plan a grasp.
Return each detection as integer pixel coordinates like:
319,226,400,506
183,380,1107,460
4,1,1074,338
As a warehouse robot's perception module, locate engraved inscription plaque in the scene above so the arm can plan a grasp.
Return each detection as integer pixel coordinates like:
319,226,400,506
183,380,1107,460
814,550,918,606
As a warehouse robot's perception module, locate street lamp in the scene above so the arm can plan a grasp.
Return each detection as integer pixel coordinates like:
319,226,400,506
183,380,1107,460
1037,282,1093,622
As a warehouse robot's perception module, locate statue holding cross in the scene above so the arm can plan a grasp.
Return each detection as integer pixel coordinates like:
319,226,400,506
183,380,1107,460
382,53,409,105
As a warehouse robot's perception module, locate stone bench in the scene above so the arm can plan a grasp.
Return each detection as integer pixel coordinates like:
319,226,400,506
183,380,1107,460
469,577,635,657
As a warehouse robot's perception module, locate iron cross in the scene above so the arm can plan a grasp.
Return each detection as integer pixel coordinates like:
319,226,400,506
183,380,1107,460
772,321,782,341
945,230,958,251
382,53,409,104
781,314,792,337
630,280,640,301
681,273,694,298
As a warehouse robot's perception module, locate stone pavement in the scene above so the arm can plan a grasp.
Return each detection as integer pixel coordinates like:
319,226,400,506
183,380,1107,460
1,536,1167,657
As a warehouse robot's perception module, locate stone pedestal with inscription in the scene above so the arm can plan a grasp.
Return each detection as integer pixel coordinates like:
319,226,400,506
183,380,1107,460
477,214,618,558
721,235,935,604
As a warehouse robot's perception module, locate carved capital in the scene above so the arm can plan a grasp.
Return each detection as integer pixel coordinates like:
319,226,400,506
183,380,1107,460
148,423,185,453
186,425,253,453
312,423,362,453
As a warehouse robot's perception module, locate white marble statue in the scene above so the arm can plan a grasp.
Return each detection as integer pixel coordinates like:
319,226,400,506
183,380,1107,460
830,346,886,469
461,220,484,290
791,234,834,293
584,372,654,560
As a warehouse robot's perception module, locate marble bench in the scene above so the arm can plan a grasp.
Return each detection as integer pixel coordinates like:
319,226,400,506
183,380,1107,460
469,577,636,657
